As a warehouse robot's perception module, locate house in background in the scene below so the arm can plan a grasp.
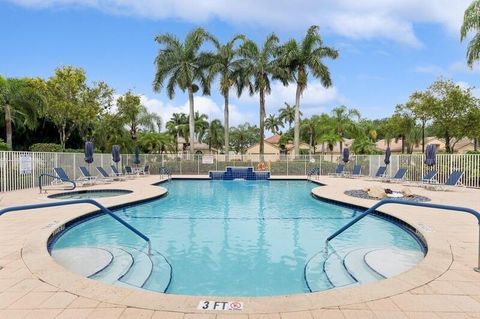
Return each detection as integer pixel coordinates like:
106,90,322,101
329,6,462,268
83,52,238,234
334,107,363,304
374,137,475,153
176,137,217,155
246,135,311,156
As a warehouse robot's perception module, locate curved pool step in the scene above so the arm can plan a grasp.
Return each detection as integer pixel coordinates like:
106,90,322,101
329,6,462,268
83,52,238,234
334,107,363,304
118,246,153,288
142,251,172,293
343,248,384,284
304,252,333,292
324,252,356,288
365,248,424,278
90,247,133,283
51,247,113,277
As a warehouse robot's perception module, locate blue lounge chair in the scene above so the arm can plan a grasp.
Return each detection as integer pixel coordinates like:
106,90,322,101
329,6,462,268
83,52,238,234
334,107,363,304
428,170,464,191
53,167,87,187
386,168,407,182
124,166,137,177
137,164,150,176
328,164,345,177
79,166,100,184
374,166,387,178
110,165,126,178
351,165,362,177
404,170,437,187
95,167,117,182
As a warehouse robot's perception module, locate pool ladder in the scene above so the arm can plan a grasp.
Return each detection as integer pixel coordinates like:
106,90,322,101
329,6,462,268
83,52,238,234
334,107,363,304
0,199,151,255
325,198,480,272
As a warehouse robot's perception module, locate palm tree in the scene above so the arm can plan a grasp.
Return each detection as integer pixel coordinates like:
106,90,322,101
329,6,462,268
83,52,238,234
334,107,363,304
300,117,317,153
203,34,245,156
0,76,43,149
166,113,188,153
204,119,224,152
461,0,480,67
239,34,288,158
278,102,299,129
265,114,284,135
153,28,212,155
331,105,360,152
194,111,209,142
279,25,338,156
318,132,342,161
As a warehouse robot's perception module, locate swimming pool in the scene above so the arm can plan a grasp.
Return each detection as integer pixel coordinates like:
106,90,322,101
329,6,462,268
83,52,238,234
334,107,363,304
50,180,425,296
48,189,132,200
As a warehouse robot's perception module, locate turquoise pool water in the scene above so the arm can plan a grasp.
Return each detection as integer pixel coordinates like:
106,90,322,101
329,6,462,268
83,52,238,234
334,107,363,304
51,180,424,296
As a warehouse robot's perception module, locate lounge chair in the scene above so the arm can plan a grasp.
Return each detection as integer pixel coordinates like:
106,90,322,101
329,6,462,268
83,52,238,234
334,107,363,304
425,170,464,191
137,164,150,176
79,166,100,184
110,165,129,179
346,165,362,178
95,167,118,182
125,166,137,177
404,170,437,187
328,164,345,177
373,166,387,178
384,168,407,183
52,167,77,187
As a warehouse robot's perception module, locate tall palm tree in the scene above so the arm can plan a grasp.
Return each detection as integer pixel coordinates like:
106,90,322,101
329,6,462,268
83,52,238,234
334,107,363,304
331,105,360,151
239,34,288,158
278,102,300,129
265,114,284,135
279,25,338,156
203,34,245,156
204,119,224,152
0,76,43,150
166,113,188,153
153,28,212,155
461,0,480,67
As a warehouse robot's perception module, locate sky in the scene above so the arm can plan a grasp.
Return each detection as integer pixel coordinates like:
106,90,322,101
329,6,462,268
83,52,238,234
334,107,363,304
1,0,479,130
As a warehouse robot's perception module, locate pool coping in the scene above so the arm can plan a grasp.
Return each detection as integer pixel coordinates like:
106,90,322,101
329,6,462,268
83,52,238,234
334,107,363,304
19,177,454,314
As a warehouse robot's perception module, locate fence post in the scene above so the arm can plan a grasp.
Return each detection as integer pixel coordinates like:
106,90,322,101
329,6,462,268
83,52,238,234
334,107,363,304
73,154,76,179
31,152,36,189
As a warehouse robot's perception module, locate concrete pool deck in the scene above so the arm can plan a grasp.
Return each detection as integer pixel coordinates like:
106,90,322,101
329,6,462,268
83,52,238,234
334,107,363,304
0,175,478,318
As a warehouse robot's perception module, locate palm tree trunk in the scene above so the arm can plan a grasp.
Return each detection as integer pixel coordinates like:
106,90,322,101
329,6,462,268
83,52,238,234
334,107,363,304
4,102,12,150
223,93,229,159
188,86,195,156
259,89,266,161
294,83,301,157
474,138,478,151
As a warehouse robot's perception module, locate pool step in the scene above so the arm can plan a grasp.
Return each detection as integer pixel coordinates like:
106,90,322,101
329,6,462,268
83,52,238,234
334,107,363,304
118,246,153,288
51,247,113,277
343,248,384,284
364,248,424,278
90,247,134,283
306,247,424,292
324,252,356,288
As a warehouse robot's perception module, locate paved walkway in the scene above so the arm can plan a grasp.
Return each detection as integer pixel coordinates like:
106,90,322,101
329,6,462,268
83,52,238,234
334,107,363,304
0,176,478,318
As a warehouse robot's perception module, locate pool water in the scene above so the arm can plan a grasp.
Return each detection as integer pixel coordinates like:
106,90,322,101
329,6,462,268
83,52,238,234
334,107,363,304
51,180,424,296
48,189,132,200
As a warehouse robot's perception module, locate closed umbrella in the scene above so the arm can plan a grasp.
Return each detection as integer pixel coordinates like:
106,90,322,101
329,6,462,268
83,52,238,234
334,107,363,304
384,146,391,166
342,147,350,164
133,145,141,166
112,145,121,170
84,142,94,168
424,144,436,167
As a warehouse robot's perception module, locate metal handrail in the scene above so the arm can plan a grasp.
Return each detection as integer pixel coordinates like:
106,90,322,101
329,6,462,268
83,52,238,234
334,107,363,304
38,173,76,194
159,167,172,181
0,199,151,255
325,198,480,272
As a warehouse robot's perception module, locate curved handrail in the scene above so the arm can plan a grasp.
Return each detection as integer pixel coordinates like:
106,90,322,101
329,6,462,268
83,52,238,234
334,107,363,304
0,199,151,255
38,173,76,193
159,167,172,180
325,198,480,272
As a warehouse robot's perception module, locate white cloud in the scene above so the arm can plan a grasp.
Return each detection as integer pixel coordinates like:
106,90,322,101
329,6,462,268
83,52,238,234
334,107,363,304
7,0,472,46
140,95,254,129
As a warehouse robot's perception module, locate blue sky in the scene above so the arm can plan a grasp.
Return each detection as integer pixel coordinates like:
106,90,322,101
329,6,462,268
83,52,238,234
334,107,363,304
0,0,479,129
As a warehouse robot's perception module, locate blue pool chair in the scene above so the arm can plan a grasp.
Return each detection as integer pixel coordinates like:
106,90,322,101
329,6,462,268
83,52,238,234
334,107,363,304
78,166,100,184
374,166,387,178
95,167,117,182
328,164,345,177
351,165,362,177
429,170,464,191
387,168,407,182
53,167,86,187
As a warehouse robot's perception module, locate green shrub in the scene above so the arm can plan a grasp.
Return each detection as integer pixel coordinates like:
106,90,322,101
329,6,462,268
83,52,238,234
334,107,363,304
466,150,480,154
0,139,8,151
64,148,84,153
30,143,63,152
